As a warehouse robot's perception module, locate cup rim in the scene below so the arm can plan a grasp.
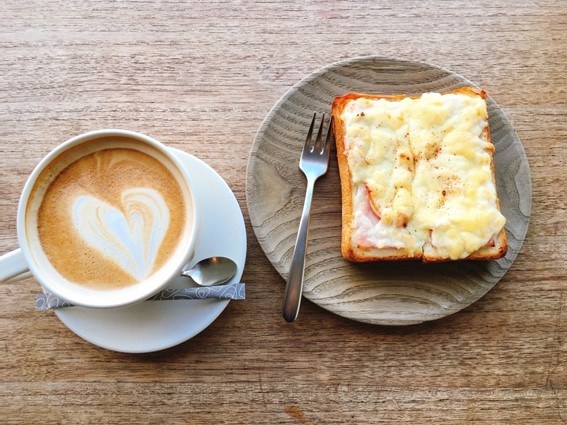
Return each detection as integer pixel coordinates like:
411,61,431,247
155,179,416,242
17,129,200,308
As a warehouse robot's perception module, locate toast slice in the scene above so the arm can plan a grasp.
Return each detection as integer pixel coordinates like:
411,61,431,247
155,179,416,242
332,87,507,262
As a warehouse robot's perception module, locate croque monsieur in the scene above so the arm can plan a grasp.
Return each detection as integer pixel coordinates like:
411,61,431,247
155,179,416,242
332,87,507,262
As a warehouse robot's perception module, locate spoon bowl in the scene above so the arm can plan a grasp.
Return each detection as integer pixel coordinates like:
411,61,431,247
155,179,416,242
182,256,237,286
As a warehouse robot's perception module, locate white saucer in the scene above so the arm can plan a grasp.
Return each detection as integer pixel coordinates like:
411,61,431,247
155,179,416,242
53,149,247,353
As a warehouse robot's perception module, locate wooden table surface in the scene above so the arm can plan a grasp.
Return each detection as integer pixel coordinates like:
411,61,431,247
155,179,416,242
1,1,565,423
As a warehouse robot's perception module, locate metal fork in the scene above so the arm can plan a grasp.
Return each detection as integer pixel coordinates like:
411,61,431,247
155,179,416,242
282,112,333,322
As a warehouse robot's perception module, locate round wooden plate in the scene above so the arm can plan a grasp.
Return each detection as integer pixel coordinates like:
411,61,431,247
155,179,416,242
246,57,531,325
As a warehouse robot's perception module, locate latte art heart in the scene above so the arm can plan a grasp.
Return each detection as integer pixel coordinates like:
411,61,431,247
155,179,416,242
73,188,170,281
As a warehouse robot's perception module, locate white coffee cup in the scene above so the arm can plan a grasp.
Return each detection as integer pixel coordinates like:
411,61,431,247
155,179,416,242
0,129,200,308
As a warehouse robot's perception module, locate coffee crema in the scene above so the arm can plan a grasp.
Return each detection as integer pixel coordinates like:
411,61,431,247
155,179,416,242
32,144,187,290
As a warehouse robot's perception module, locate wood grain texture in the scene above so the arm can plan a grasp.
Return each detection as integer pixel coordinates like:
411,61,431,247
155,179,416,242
0,0,566,423
246,57,531,325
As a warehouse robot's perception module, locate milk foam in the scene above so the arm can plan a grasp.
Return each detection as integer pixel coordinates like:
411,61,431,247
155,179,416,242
73,188,170,281
31,143,188,289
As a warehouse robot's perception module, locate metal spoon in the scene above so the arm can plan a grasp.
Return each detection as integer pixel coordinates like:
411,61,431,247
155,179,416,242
181,256,237,287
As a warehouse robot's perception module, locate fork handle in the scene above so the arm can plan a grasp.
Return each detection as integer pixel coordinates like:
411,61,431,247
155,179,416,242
282,178,316,322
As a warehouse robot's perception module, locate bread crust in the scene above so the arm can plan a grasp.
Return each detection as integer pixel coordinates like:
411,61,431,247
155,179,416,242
332,87,508,262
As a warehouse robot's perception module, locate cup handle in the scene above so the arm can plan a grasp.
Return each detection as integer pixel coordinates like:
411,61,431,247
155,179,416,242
0,249,31,283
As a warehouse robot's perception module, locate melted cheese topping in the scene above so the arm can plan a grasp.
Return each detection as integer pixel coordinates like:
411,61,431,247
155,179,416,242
342,92,506,260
